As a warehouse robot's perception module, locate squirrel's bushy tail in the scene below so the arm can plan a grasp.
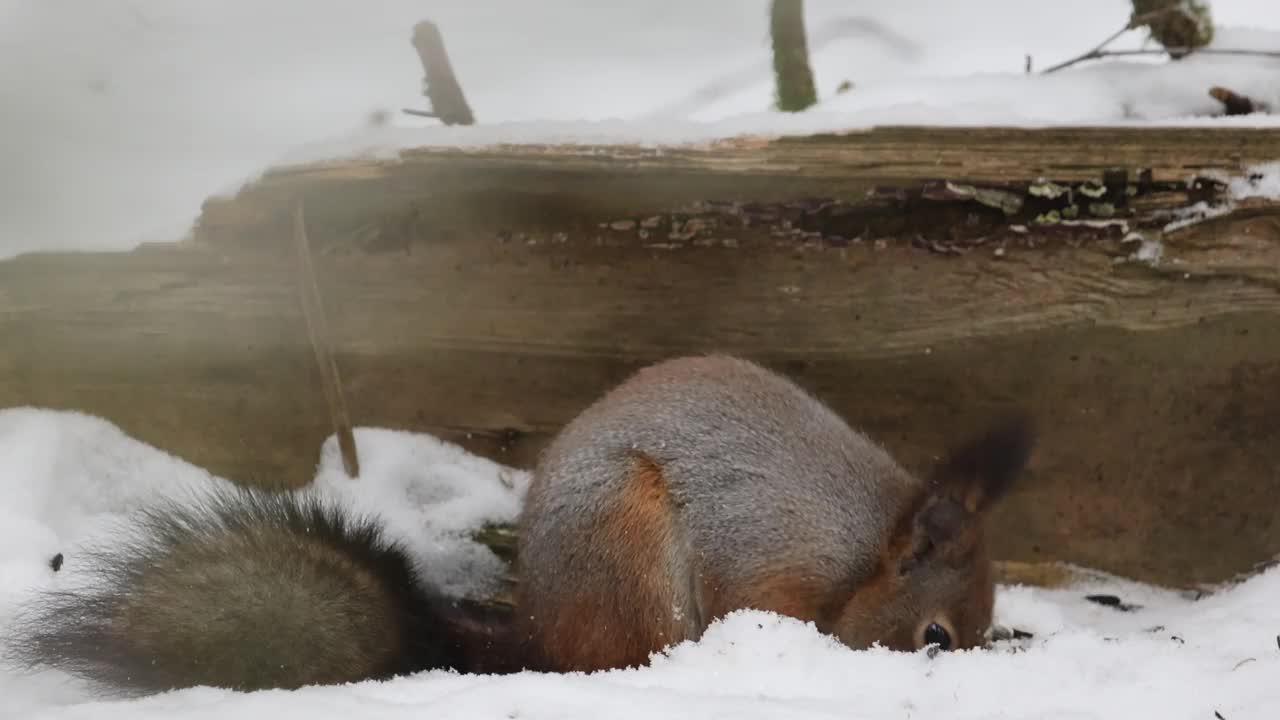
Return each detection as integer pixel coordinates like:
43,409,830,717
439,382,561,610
5,487,514,695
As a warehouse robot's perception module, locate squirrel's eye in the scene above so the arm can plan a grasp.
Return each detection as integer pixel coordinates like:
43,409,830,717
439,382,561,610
922,622,952,650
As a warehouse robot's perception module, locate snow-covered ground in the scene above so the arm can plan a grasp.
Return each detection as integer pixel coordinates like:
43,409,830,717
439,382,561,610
2,0,1280,259
4,5,1280,712
0,408,1277,720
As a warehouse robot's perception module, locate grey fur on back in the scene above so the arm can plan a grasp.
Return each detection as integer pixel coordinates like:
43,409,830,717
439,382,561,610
521,355,919,631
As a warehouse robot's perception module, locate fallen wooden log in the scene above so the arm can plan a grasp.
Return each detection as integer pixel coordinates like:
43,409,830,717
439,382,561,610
3,126,1280,588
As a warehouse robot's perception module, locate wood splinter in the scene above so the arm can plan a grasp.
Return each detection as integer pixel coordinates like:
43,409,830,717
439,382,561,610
292,202,360,478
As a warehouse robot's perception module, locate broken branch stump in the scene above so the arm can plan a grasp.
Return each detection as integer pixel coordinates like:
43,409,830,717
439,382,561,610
410,20,475,126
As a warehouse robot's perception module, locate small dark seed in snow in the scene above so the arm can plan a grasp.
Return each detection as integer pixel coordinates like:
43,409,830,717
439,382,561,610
49,553,63,572
1215,711,1226,720
1085,594,1140,612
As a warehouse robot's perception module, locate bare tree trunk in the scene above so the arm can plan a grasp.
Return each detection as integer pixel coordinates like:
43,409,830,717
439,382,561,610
770,0,817,112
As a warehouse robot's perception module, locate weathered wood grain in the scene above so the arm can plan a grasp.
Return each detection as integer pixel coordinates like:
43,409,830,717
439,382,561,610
3,127,1279,587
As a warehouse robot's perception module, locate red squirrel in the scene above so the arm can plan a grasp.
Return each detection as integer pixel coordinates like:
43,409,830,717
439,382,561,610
7,355,1032,693
516,355,1032,670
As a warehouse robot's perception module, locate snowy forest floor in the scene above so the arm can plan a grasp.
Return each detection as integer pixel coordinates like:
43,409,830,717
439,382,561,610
4,3,1280,716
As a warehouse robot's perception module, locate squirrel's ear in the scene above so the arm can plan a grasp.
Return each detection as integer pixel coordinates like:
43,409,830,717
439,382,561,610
894,414,1034,573
930,413,1035,516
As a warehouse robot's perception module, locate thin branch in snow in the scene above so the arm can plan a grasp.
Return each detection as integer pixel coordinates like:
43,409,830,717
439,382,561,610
1041,24,1135,75
1044,47,1280,74
401,108,440,119
1041,6,1221,74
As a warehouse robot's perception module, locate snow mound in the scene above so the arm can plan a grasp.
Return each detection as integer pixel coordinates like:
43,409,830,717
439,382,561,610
312,427,529,598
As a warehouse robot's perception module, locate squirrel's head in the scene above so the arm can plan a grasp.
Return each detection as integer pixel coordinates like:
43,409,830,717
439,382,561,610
832,415,1034,654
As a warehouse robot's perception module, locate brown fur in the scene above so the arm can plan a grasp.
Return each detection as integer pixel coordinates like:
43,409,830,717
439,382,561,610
439,602,524,675
524,453,690,672
516,356,1032,670
727,572,832,627
833,560,912,649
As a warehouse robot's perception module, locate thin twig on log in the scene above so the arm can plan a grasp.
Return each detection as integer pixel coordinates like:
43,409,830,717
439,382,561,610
292,202,360,478
410,20,474,126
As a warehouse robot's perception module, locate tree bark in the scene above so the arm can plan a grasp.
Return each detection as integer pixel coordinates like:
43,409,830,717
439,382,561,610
4,127,1280,588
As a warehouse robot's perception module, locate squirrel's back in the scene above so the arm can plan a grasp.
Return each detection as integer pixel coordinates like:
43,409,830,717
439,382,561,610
518,355,1031,671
